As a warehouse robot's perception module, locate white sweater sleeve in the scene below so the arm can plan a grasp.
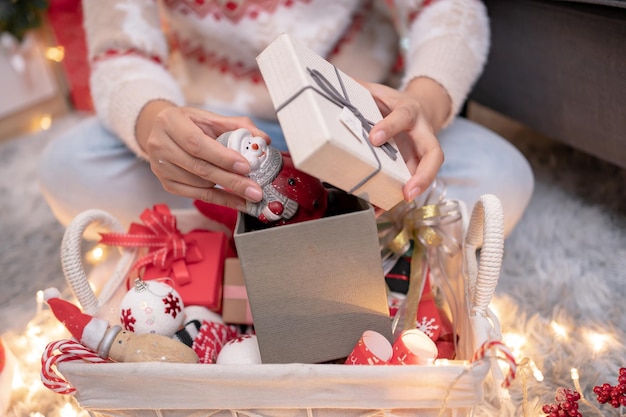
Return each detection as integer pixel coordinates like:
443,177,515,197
83,0,185,157
401,0,490,126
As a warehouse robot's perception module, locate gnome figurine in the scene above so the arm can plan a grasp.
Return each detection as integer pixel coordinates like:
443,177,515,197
217,128,328,226
43,288,198,364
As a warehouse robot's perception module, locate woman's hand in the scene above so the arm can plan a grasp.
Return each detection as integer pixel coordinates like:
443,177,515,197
363,77,451,202
136,100,270,211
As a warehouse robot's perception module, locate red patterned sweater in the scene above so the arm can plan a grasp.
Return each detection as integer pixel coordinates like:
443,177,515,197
83,0,489,157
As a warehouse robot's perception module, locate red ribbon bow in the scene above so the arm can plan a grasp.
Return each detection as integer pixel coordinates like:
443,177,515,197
100,204,203,286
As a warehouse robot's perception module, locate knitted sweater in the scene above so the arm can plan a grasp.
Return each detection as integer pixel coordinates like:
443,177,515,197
82,0,490,158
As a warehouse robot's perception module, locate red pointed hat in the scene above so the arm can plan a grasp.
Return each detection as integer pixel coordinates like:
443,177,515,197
43,288,109,352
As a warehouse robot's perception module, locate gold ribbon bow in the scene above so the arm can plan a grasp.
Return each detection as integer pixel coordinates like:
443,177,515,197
377,180,463,335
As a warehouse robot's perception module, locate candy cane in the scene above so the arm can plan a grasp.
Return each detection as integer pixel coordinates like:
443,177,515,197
41,340,109,395
471,340,517,388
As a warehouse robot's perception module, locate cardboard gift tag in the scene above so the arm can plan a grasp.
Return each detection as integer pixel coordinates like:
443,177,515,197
221,258,253,325
234,196,393,364
256,33,411,211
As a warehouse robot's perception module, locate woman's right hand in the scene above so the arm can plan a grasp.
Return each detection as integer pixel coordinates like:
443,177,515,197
136,100,270,212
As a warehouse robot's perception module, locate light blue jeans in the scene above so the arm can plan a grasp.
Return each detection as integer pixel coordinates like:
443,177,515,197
38,116,533,237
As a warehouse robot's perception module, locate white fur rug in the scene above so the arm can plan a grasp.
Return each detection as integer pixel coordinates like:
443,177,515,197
470,106,626,416
0,107,624,416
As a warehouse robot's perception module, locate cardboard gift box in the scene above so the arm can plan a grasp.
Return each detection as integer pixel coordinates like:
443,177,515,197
221,257,253,325
234,195,393,364
256,33,411,211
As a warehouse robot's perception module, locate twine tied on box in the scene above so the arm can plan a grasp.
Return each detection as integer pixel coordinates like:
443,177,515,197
99,204,203,286
377,180,463,336
275,64,398,194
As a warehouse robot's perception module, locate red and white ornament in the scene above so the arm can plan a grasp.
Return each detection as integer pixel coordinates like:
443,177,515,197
119,278,185,337
216,334,262,365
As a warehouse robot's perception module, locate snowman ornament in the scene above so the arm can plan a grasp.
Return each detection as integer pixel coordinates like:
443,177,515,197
217,128,328,225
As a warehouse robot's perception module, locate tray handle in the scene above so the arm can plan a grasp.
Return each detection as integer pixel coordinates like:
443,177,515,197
60,209,134,315
464,194,504,317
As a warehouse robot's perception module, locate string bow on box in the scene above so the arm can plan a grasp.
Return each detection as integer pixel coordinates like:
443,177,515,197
377,180,464,340
100,204,228,310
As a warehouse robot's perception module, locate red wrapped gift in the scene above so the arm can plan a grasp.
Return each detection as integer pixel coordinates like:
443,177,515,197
100,204,228,311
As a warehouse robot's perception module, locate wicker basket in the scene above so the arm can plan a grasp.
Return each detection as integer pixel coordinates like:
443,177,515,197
45,195,511,417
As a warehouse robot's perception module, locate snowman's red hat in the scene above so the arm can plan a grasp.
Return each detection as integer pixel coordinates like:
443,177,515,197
43,288,109,352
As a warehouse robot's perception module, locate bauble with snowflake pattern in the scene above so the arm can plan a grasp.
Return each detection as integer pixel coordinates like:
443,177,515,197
216,334,262,364
119,278,185,338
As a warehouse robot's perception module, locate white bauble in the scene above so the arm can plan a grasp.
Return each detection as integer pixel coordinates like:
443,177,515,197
119,278,185,337
216,335,262,364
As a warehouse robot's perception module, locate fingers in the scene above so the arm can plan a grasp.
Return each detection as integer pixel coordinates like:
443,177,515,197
185,108,271,145
152,137,264,203
160,179,250,212
145,106,265,205
363,82,444,202
152,158,216,189
402,129,444,202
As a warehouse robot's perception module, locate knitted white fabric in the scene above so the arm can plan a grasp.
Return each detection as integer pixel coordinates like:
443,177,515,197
82,0,489,155
401,0,490,126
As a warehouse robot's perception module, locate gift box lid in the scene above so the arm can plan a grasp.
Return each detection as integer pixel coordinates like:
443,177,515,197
257,33,411,211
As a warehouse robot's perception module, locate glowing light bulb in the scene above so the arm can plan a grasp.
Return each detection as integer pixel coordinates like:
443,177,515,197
36,290,44,315
550,321,567,338
528,359,544,382
11,366,25,390
26,325,42,338
60,402,78,417
85,244,107,264
502,332,526,359
30,114,52,132
39,114,52,130
586,331,608,354
45,46,65,62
